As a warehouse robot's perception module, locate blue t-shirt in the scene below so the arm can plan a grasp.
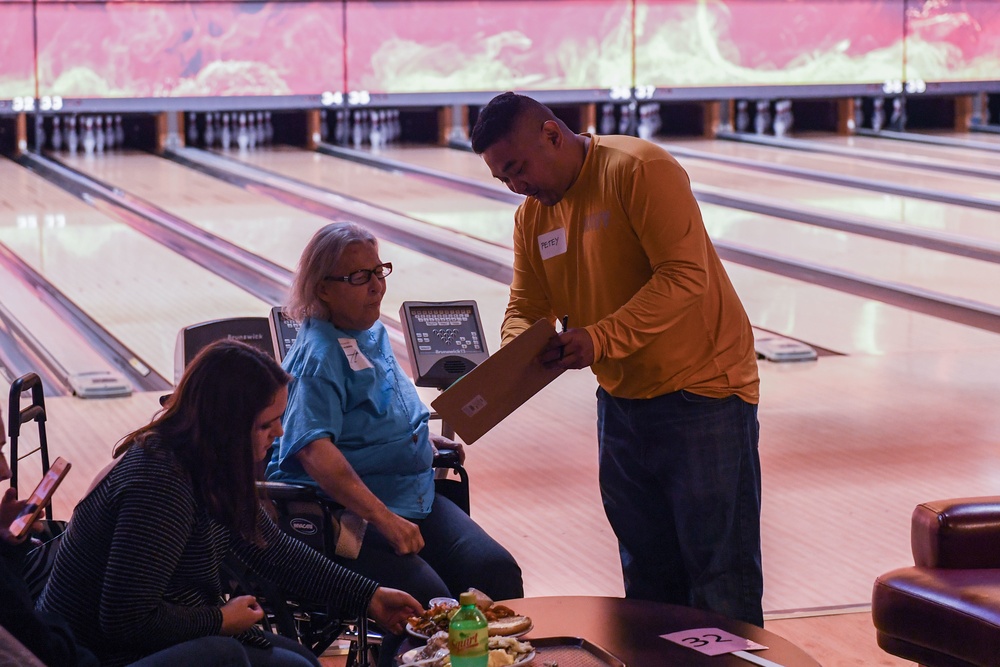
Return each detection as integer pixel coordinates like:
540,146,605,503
266,318,435,519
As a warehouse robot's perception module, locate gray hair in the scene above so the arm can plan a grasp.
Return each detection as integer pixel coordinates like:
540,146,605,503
286,222,378,322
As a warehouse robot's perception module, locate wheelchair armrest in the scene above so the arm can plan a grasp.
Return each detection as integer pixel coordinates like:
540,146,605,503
257,480,323,502
912,496,1000,568
433,449,463,470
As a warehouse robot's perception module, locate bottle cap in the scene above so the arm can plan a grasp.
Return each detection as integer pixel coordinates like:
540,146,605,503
459,591,477,607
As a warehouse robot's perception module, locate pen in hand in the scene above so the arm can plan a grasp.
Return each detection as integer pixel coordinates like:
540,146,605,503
559,315,569,359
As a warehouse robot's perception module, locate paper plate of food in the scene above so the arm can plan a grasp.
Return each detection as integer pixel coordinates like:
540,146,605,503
406,599,459,639
406,589,532,640
398,631,535,667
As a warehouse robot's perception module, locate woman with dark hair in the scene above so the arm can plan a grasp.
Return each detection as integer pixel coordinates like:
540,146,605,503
36,339,421,667
267,222,523,607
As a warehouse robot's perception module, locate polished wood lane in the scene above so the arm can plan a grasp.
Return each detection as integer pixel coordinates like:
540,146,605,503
366,144,1000,356
227,146,514,247
60,151,514,352
0,158,269,380
661,137,1000,200
809,134,1000,172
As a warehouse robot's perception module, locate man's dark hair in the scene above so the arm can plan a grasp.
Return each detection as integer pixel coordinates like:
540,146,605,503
471,91,534,154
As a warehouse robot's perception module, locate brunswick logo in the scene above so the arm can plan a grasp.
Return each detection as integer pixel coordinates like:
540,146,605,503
290,518,318,536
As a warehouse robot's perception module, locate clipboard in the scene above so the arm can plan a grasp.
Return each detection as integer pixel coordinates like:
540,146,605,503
431,319,565,444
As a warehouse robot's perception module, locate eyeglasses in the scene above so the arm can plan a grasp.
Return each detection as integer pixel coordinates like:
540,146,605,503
323,262,392,286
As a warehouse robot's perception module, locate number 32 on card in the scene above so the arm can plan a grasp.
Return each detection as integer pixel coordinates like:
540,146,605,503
661,628,768,656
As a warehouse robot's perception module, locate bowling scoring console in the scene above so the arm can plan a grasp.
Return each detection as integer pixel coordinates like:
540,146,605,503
269,302,489,389
399,301,489,389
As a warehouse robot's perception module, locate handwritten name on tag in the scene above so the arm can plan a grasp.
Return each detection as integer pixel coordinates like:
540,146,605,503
660,628,767,656
338,338,374,371
537,228,567,260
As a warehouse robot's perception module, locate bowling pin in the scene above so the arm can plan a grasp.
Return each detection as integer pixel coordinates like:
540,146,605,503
334,109,347,145
205,112,216,146
187,112,198,146
220,113,232,150
754,100,771,135
369,110,382,148
352,110,363,147
96,116,107,152
736,100,750,133
600,104,615,135
51,116,62,151
852,98,864,132
248,113,257,149
83,116,96,154
105,115,115,149
36,117,46,151
889,97,906,131
237,113,249,150
872,97,885,132
67,115,78,153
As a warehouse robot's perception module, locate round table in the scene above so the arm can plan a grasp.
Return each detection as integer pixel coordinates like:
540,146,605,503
400,596,821,666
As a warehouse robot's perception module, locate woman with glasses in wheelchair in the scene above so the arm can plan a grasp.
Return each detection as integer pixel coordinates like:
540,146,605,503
266,223,523,611
35,339,421,667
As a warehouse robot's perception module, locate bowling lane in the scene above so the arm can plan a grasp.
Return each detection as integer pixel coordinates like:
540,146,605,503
383,143,1000,249
374,145,501,188
921,130,1000,146
659,137,1000,202
729,263,1000,355
679,154,1000,246
224,145,514,247
229,145,1000,355
0,158,269,380
0,259,112,381
806,134,1000,173
60,150,513,352
363,144,1000,311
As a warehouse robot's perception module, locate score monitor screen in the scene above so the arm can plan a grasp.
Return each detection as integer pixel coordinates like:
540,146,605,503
408,304,483,356
400,300,489,389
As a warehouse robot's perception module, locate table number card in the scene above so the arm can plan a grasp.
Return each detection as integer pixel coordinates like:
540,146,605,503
661,628,768,656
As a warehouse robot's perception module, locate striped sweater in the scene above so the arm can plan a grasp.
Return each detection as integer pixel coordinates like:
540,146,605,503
36,440,379,667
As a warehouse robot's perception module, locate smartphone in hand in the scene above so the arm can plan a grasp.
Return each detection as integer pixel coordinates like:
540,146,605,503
8,457,71,539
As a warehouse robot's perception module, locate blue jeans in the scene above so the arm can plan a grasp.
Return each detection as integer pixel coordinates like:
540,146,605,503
333,494,523,667
597,387,763,626
129,632,320,667
334,494,523,604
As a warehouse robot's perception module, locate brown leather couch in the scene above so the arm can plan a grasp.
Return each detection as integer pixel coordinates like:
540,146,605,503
872,497,1000,667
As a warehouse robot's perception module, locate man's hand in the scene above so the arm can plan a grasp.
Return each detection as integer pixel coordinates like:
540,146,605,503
540,328,595,370
368,587,423,635
430,434,465,465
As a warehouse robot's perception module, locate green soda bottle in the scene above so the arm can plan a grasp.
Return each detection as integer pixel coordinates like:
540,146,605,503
448,591,488,666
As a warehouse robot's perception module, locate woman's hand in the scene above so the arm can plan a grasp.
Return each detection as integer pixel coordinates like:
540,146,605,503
220,595,264,635
377,513,424,556
0,487,30,545
430,434,465,465
368,587,423,635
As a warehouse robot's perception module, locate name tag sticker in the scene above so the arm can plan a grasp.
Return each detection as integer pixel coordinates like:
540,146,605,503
338,338,374,371
660,628,767,656
461,395,488,417
537,228,567,260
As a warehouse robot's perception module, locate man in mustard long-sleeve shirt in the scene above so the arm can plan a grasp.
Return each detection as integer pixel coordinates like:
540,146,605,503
471,92,763,626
